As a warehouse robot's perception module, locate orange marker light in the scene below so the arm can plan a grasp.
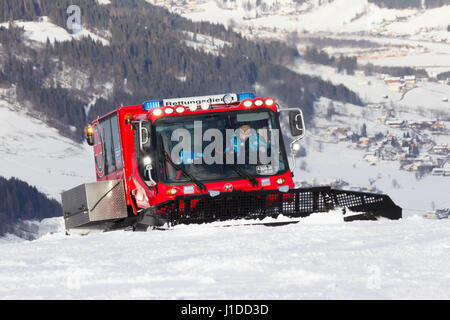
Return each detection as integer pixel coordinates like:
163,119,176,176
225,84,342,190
86,126,94,136
125,113,133,124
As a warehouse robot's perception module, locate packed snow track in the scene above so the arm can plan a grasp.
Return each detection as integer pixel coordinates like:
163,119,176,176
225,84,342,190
0,212,449,299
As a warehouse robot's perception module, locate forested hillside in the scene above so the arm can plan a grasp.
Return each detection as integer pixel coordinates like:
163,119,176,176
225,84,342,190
368,0,450,9
0,0,361,141
0,176,62,236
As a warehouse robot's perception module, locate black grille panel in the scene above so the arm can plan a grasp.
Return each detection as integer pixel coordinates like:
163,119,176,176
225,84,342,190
149,187,402,226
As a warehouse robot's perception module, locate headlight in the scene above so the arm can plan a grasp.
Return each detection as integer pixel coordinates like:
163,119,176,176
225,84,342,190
143,157,151,166
254,99,264,106
175,106,185,113
152,108,162,116
265,98,274,106
243,100,253,107
167,188,178,195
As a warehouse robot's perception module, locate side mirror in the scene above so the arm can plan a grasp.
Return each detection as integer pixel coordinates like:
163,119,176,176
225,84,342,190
139,120,151,151
289,110,305,137
278,107,306,173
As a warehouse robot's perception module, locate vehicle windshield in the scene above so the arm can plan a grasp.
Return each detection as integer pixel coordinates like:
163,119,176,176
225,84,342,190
151,109,287,183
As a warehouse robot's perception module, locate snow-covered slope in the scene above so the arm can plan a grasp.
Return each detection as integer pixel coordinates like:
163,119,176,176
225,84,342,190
0,18,110,45
152,0,450,74
152,0,450,41
0,214,449,299
0,88,95,201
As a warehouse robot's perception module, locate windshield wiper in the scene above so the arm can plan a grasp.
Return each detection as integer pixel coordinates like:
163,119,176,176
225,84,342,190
230,164,259,188
163,151,207,192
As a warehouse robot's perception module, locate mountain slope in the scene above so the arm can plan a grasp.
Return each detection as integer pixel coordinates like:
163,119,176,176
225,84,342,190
155,0,450,42
0,0,363,142
0,176,62,237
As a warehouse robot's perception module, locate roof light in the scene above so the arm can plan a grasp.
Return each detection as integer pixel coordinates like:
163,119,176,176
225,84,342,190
242,99,253,107
223,94,234,104
200,102,210,110
86,126,94,136
152,108,163,116
175,106,185,113
254,99,264,106
188,104,197,112
125,113,132,124
143,100,162,110
265,98,274,106
164,107,174,114
238,92,256,101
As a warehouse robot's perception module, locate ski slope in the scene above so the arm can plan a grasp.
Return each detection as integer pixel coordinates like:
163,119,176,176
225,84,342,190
0,214,449,299
0,18,110,45
0,93,95,201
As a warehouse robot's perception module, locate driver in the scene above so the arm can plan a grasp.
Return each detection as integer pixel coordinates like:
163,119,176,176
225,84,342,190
225,122,269,164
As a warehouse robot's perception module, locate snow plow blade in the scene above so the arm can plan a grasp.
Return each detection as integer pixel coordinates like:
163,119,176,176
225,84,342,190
141,186,402,227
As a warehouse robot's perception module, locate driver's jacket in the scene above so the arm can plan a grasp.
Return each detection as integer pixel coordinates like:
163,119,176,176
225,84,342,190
225,132,268,157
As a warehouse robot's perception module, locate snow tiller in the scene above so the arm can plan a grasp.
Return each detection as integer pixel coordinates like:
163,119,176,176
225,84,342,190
62,93,402,234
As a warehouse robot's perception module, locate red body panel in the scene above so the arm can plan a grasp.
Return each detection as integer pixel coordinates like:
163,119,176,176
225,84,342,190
89,98,294,215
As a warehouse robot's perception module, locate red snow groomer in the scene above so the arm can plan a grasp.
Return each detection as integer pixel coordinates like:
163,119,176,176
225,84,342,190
62,92,401,234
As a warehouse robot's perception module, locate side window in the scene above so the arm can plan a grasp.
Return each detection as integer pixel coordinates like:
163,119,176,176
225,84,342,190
101,118,115,175
110,115,123,170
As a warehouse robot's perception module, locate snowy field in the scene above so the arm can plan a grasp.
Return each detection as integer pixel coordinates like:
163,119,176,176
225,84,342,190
0,214,449,299
0,95,95,200
0,18,110,45
294,138,450,216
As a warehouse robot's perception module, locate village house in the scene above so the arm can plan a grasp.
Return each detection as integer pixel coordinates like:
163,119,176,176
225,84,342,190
384,77,401,85
432,144,449,155
385,119,406,128
430,122,445,131
404,75,416,85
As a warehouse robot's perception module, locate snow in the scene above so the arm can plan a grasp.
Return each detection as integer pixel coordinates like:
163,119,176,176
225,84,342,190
0,92,95,201
154,0,450,74
0,0,449,299
291,58,450,112
182,31,231,56
156,0,450,41
0,215,449,299
293,135,450,216
0,20,110,46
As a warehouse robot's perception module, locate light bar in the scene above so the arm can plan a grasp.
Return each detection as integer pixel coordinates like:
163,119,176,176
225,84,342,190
143,100,163,110
237,92,255,101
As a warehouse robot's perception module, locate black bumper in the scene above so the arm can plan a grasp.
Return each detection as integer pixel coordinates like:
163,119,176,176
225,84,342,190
144,186,402,226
